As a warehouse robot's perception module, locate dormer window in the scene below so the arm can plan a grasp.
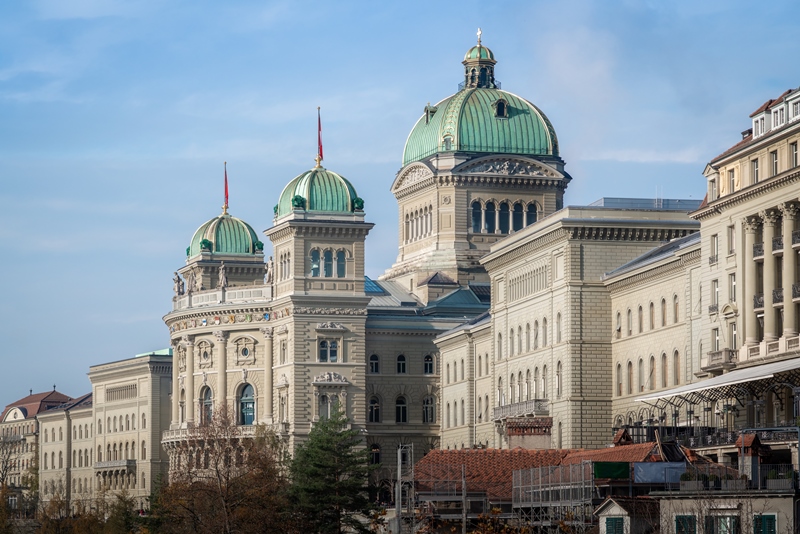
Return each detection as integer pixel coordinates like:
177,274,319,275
424,104,438,125
772,107,785,129
494,98,508,119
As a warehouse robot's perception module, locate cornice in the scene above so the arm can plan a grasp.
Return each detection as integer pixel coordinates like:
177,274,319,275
393,173,568,199
605,248,701,292
482,228,569,271
693,168,800,220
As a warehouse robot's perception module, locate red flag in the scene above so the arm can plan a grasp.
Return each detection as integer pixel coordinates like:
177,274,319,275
317,107,324,161
224,161,229,210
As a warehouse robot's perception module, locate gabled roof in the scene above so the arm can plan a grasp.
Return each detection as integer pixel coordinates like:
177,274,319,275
603,232,699,281
594,496,659,518
1,390,73,421
41,393,93,415
561,442,661,465
415,448,572,502
418,271,457,287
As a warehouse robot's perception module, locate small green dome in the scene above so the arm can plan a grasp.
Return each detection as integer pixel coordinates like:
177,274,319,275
275,166,362,219
464,45,494,61
402,88,559,166
188,213,262,257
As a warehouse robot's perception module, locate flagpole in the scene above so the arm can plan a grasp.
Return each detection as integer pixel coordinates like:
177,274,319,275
316,107,323,168
223,161,229,214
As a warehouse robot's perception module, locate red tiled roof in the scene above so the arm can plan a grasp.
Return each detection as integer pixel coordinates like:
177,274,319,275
414,448,573,501
1,390,72,421
750,99,774,118
710,132,754,163
697,193,709,210
561,442,659,465
766,89,794,110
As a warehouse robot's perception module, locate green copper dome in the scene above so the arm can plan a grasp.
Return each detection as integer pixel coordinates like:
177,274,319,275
188,212,262,257
275,166,362,219
402,88,559,166
464,44,494,61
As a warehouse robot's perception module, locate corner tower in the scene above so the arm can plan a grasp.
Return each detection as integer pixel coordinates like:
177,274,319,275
381,35,571,300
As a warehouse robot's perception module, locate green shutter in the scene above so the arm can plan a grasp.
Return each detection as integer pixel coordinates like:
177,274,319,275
606,517,624,534
754,515,776,534
676,515,697,534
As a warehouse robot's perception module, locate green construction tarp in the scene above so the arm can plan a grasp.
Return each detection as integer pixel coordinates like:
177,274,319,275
593,462,630,479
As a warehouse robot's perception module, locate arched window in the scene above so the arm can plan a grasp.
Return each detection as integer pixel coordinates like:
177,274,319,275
615,312,622,338
485,202,496,233
200,387,213,425
525,323,531,351
323,250,333,277
673,350,680,385
497,377,504,405
649,302,655,330
319,340,329,362
336,250,346,278
368,397,380,423
627,362,633,395
239,384,255,425
525,370,531,400
310,250,320,277
648,356,655,391
471,201,482,233
460,359,464,380
509,328,515,356
142,414,146,429
477,397,483,423
395,397,407,423
460,400,465,426
638,306,643,333
661,353,667,388
497,333,503,360
517,326,523,354
556,362,562,397
661,298,667,327
510,374,516,403
512,203,524,231
113,417,117,432
533,368,539,398
499,202,510,234
638,358,644,392
446,363,451,384
446,403,451,428
542,366,548,398
396,355,406,374
542,318,548,346
370,444,381,465
59,451,63,469
98,419,102,434
533,321,539,349
424,355,434,375
369,354,380,374
616,364,622,396
556,313,562,343
423,396,435,423
495,99,507,118
526,203,537,226
478,355,482,377
673,295,679,323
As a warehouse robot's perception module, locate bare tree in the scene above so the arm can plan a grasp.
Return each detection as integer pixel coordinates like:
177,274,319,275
0,435,21,488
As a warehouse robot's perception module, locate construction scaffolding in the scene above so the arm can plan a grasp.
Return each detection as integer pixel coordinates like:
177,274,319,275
395,443,415,534
513,461,597,533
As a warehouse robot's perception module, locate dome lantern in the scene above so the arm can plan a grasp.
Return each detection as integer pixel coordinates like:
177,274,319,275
462,28,498,90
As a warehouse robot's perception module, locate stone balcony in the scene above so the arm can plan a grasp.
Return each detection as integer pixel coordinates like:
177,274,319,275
172,285,274,312
493,399,549,421
753,242,764,259
162,424,260,446
94,459,136,470
701,348,737,373
772,236,783,254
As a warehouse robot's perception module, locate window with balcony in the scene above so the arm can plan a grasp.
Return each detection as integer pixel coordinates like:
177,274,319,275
710,234,719,264
712,328,720,352
727,225,735,254
730,321,738,350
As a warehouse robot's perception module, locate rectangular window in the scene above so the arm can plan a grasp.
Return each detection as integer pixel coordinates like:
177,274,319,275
793,101,800,120
710,234,719,263
710,179,717,200
729,273,736,302
771,150,778,176
728,169,735,193
712,279,719,305
712,328,720,351
754,514,777,534
675,515,697,534
791,142,798,168
752,158,759,183
730,321,738,350
754,119,760,136
705,516,739,534
727,225,736,254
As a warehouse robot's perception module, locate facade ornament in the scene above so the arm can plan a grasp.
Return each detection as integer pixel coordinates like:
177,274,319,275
760,209,780,226
217,262,228,289
313,372,349,384
265,256,274,284
397,166,433,189
316,321,346,331
780,202,800,220
463,159,552,177
242,368,248,382
202,372,207,386
260,327,273,338
742,215,762,233
186,269,198,293
294,306,367,316
213,330,228,342
441,195,451,205
173,272,185,296
178,376,185,390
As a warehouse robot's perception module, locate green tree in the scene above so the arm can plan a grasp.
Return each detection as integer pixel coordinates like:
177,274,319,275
289,407,375,534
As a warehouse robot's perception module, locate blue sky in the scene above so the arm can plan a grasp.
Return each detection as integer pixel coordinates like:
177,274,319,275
0,0,798,399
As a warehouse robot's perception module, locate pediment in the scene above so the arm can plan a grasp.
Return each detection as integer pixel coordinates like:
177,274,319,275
454,156,561,179
391,163,434,193
720,302,738,318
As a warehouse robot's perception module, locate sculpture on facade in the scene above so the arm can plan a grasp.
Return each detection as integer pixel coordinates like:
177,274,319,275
186,270,197,293
173,272,185,296
217,262,228,289
265,256,274,284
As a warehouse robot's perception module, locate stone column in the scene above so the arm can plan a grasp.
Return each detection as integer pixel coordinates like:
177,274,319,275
762,210,779,341
481,208,486,234
214,331,228,413
184,336,195,424
261,327,274,422
782,203,799,336
744,216,760,345
171,340,179,427
494,209,500,234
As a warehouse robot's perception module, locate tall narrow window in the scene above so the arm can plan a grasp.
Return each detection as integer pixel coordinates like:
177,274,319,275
370,444,381,465
771,150,778,177
752,158,759,183
471,201,482,233
542,366,547,398
526,203,537,226
423,396,435,423
648,356,655,391
730,321,738,350
319,341,329,362
395,397,407,423
526,370,531,400
661,299,667,327
201,387,213,425
673,351,680,385
638,306,643,333
649,303,655,330
627,362,633,395
542,318,548,346
728,225,736,254
512,203,524,231
336,251,346,278
556,313,562,343
497,333,503,360
368,397,380,422
369,354,379,374
556,362,562,397
323,250,333,277
533,321,539,349
638,359,644,392
239,384,255,425
661,353,667,388
673,296,679,323
310,250,320,277
423,355,433,374
525,323,531,351
484,202,496,233
791,142,798,168
729,273,736,303
728,169,735,194
329,341,338,363
499,202,510,233
616,364,622,396
627,309,632,336
396,354,406,374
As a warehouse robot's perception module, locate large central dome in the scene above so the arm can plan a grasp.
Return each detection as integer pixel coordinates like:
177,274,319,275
402,43,559,167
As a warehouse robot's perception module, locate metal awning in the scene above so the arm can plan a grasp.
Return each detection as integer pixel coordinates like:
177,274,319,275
636,357,800,407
